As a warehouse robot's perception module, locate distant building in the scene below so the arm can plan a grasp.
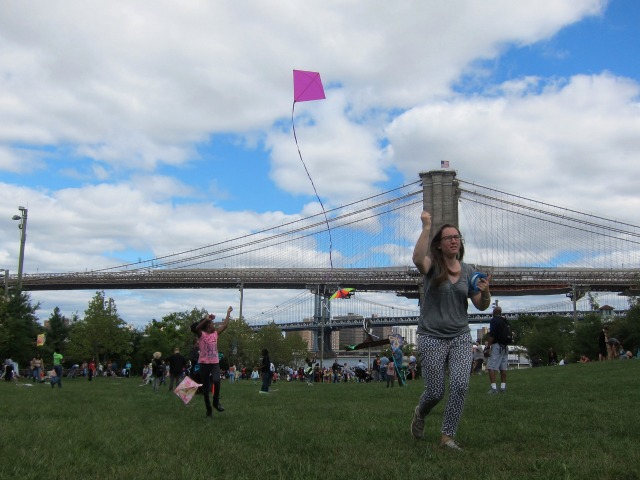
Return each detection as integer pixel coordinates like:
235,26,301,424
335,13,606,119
476,326,489,343
508,345,530,368
391,325,417,347
339,326,367,347
599,305,615,319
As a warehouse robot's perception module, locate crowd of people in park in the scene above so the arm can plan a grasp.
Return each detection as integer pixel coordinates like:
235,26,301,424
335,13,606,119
0,353,136,384
133,352,422,392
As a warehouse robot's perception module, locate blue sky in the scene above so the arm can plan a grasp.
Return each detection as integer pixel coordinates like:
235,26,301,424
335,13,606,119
1,0,639,327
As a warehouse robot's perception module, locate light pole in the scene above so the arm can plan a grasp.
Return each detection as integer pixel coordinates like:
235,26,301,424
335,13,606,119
11,206,28,292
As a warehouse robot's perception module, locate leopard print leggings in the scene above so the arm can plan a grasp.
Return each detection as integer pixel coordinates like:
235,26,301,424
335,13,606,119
416,332,472,437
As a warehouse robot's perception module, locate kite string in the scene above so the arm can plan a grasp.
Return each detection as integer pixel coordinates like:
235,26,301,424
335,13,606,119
292,101,334,270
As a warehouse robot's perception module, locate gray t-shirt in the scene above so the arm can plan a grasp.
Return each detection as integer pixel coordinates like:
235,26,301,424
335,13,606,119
417,262,474,338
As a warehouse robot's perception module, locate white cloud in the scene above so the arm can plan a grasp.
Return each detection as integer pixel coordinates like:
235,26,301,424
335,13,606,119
2,0,633,327
387,73,640,222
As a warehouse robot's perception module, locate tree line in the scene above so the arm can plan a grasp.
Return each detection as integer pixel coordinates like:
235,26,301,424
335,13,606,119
491,305,640,364
0,290,308,374
2,290,639,373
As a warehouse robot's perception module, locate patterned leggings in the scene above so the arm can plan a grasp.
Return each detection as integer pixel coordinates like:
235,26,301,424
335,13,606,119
416,332,472,437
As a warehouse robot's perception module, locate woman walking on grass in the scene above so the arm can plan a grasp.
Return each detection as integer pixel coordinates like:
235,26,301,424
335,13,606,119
410,210,492,451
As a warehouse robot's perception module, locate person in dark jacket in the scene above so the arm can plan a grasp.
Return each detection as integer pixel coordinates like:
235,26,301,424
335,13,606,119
168,347,187,391
259,348,272,394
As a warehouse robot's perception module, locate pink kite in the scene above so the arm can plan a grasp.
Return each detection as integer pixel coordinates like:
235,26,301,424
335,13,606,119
293,70,326,103
291,69,333,268
173,376,202,405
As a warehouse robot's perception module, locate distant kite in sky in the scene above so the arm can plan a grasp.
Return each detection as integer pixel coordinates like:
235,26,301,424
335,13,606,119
293,70,326,102
292,69,333,269
329,287,355,300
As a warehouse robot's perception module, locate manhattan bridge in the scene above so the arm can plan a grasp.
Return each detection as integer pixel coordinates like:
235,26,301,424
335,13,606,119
7,170,640,340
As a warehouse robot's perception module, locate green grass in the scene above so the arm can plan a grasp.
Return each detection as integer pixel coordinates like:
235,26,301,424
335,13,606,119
2,361,639,480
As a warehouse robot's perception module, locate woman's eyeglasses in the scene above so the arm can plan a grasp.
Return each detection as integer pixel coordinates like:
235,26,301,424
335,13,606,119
441,235,463,242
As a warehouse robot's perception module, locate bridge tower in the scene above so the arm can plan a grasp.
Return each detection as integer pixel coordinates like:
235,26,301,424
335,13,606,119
312,287,334,358
418,169,460,240
415,169,460,306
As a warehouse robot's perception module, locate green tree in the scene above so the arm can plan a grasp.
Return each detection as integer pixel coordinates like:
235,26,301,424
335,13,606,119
612,305,640,354
137,308,208,367
137,319,174,365
251,323,309,367
0,292,41,367
587,293,600,311
254,323,291,368
281,331,309,367
571,314,602,361
67,291,131,365
517,314,575,364
45,307,70,354
217,318,258,370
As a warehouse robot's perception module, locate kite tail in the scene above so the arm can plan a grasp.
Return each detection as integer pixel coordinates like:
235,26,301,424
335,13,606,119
292,101,334,270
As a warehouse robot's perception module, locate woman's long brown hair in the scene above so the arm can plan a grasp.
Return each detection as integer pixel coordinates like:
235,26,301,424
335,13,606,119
428,223,465,287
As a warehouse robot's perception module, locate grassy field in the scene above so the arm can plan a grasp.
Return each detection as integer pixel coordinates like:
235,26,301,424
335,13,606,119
1,360,639,480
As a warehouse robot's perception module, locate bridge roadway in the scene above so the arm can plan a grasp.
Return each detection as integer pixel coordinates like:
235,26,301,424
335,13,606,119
254,309,627,332
9,266,640,297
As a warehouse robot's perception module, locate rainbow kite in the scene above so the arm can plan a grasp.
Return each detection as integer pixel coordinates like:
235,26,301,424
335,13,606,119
329,287,355,300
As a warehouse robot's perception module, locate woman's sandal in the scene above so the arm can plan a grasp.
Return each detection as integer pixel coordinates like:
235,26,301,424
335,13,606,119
440,439,463,451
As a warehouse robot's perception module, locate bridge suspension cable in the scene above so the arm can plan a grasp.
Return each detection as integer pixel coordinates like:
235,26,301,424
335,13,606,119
458,179,640,270
91,181,423,273
245,290,420,326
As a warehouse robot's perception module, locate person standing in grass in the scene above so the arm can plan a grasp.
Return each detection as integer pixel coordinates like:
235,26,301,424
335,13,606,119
195,306,233,417
408,352,417,380
548,347,558,365
331,359,341,383
251,367,260,385
386,356,396,388
471,343,484,375
31,355,42,383
3,359,15,382
410,210,492,451
228,364,237,384
259,348,272,394
372,355,381,382
487,306,509,394
598,327,608,361
379,354,389,383
167,347,186,391
88,359,96,381
152,352,164,392
52,350,64,388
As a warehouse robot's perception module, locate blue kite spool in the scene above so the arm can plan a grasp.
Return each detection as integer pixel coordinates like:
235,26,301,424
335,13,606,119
469,272,487,292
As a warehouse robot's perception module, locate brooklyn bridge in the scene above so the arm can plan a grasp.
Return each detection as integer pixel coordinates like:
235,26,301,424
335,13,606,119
5,170,640,333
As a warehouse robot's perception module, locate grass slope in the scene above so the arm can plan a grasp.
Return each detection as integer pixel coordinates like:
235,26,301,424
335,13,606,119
1,361,639,480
